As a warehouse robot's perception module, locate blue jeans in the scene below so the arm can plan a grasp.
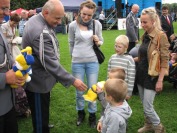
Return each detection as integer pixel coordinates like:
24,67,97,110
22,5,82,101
137,84,160,126
72,62,99,113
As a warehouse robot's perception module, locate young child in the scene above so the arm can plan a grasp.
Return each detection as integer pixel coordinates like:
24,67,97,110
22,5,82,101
97,79,132,133
108,35,136,99
96,67,126,116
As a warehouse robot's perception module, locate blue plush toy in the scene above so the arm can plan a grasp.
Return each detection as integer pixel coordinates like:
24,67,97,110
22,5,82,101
11,46,35,88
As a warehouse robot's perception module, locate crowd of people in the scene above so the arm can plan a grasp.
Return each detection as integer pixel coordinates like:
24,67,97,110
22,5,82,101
0,0,177,133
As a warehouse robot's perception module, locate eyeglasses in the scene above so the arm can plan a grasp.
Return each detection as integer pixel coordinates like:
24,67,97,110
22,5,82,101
0,7,10,13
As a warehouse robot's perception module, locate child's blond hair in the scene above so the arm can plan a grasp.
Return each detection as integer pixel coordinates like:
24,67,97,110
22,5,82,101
115,35,129,49
105,79,127,102
108,67,125,80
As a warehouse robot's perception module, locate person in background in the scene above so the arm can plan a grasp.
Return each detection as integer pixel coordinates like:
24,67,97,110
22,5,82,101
107,35,135,100
99,11,105,29
174,12,177,22
125,2,130,17
1,13,20,51
126,4,139,52
160,5,174,50
97,79,132,133
18,10,28,37
21,0,87,133
73,12,78,21
109,5,115,13
137,7,169,133
28,9,36,19
68,0,103,128
129,44,140,95
61,13,68,34
0,0,25,132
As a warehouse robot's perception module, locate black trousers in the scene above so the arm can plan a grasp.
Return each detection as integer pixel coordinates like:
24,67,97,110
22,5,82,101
26,90,50,133
0,107,18,133
127,42,136,52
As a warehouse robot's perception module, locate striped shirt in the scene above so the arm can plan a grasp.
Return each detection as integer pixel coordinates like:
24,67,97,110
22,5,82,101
108,54,136,96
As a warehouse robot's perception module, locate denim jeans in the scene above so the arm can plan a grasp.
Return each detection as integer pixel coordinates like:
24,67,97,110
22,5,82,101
72,62,99,113
137,84,160,126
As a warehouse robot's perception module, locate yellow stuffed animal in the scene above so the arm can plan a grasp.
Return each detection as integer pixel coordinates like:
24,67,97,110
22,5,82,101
11,46,34,88
83,81,105,102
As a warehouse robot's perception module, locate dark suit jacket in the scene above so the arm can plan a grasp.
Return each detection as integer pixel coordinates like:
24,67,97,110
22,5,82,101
161,15,174,43
22,13,75,93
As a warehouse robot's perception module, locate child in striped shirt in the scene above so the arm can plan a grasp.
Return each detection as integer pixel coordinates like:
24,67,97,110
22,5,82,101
107,35,136,100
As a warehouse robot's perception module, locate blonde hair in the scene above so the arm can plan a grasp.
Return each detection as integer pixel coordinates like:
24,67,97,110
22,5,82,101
79,0,97,13
105,79,127,102
108,67,125,80
115,35,129,48
141,7,162,30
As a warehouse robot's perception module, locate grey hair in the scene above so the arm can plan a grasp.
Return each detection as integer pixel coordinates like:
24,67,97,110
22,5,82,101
141,7,162,30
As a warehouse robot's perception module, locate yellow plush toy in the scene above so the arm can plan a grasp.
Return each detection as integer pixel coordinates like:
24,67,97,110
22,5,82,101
11,46,35,88
83,81,105,102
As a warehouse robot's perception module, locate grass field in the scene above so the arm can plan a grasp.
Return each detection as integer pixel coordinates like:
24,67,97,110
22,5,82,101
18,22,177,133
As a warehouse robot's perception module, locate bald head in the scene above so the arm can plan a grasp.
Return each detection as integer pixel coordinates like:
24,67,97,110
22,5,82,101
42,0,64,27
131,4,139,14
42,0,64,13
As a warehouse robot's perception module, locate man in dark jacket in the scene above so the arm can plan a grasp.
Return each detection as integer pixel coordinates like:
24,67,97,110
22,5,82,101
161,5,174,50
126,4,139,52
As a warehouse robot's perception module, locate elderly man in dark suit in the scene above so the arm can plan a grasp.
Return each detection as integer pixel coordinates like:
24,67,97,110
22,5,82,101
22,0,87,133
161,5,174,50
0,0,25,132
126,4,140,52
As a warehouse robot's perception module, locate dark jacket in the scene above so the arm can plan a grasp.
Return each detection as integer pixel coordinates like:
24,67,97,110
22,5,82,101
160,15,174,43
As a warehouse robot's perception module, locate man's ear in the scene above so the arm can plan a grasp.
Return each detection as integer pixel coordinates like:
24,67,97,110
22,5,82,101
43,10,49,16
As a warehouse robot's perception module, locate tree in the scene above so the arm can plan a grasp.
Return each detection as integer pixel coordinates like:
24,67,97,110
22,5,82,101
11,0,46,10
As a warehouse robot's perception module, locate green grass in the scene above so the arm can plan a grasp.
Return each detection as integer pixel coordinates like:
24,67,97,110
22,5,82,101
18,22,177,133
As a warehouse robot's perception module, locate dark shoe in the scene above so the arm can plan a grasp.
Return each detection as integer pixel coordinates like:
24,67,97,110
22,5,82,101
89,113,96,128
76,110,85,126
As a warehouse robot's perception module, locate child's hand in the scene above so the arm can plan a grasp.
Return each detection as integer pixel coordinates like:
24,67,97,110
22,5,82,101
97,121,102,132
96,86,103,94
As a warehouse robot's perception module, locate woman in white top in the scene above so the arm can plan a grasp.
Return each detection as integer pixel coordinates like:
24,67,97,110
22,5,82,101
68,0,103,128
99,11,105,28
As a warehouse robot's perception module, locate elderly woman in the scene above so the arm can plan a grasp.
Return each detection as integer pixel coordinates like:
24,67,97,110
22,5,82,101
1,13,20,52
